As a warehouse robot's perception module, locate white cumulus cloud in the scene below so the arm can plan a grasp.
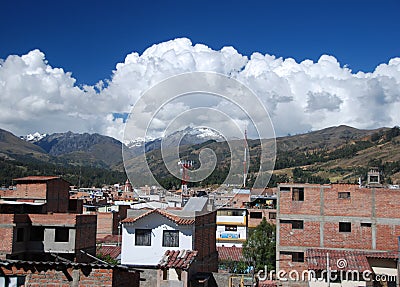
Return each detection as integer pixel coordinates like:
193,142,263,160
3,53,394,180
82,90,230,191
0,38,399,141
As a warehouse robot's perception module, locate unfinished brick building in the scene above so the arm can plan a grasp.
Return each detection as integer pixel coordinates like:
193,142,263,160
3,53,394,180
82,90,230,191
277,182,400,286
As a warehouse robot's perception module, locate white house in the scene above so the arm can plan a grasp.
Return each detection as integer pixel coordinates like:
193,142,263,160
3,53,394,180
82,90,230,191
120,197,218,287
121,208,195,266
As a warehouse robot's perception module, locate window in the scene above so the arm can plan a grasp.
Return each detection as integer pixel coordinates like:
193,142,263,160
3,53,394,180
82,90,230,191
217,210,246,216
338,192,350,199
225,225,237,231
55,228,69,242
162,230,179,247
269,212,277,219
292,252,305,262
369,175,379,183
291,220,304,229
281,251,304,262
339,222,351,232
30,226,44,241
250,212,263,219
292,188,304,201
280,187,291,192
280,220,304,229
16,228,24,242
135,229,151,246
361,222,372,227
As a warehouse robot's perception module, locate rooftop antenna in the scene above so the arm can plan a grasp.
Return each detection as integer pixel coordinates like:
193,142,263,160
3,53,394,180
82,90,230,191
179,160,193,197
243,128,248,188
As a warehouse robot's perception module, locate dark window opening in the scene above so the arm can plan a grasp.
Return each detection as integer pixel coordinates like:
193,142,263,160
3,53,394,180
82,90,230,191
281,251,304,262
135,229,151,246
162,230,179,247
16,228,24,242
269,212,277,219
280,219,304,229
217,210,246,216
369,176,379,183
250,212,263,219
339,222,351,232
30,226,44,241
225,225,238,231
55,228,69,242
280,187,291,192
338,192,351,199
361,222,372,227
292,188,304,201
68,200,77,211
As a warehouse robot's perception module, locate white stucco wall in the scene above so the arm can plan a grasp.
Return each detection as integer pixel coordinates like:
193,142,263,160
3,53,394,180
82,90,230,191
121,213,194,266
216,212,247,247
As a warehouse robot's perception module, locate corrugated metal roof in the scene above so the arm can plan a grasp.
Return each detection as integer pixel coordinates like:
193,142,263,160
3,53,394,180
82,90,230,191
0,258,138,271
158,250,198,270
182,197,208,212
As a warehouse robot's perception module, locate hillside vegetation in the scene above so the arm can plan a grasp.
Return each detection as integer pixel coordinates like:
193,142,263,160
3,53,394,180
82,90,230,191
1,125,399,188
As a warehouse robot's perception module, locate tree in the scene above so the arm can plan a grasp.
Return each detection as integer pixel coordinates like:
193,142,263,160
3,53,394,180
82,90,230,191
242,218,276,272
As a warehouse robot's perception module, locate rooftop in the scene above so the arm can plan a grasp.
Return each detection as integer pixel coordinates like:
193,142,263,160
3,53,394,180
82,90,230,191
13,176,61,182
306,248,398,272
122,208,195,225
217,246,244,262
158,250,198,270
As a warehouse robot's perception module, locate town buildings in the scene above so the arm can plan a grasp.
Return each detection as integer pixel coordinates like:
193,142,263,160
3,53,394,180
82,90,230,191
0,176,142,286
276,180,400,287
120,197,218,287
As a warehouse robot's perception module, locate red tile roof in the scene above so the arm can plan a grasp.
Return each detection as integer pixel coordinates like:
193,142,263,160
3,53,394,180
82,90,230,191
158,250,198,270
13,176,60,181
122,209,195,225
217,246,245,262
306,249,397,272
96,234,121,244
97,246,121,260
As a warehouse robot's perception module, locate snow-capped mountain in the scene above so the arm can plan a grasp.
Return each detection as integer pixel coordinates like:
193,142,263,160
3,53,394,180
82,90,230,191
127,127,224,155
20,132,48,143
125,136,155,149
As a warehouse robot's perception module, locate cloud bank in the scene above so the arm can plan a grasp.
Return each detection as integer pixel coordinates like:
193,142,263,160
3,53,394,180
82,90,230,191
0,38,399,140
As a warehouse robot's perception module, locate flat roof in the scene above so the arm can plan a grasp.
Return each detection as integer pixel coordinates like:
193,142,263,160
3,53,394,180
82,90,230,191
13,176,60,182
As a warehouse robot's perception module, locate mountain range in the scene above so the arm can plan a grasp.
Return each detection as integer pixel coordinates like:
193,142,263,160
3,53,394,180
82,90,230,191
0,125,399,187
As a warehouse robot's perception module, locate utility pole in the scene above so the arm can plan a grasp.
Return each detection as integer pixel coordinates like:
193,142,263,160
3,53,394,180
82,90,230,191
327,253,330,287
397,236,400,287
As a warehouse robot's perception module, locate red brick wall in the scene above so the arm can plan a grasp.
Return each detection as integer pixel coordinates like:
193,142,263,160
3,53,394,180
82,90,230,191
0,265,140,287
194,211,218,272
278,183,400,275
75,214,97,262
376,224,400,250
97,212,117,238
375,189,400,218
248,209,276,228
279,185,322,216
279,221,320,247
324,185,373,217
46,179,70,213
322,222,372,249
0,214,15,258
14,182,47,199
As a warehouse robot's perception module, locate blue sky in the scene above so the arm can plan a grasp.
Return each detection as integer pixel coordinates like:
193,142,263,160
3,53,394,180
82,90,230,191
0,0,399,139
1,0,399,85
